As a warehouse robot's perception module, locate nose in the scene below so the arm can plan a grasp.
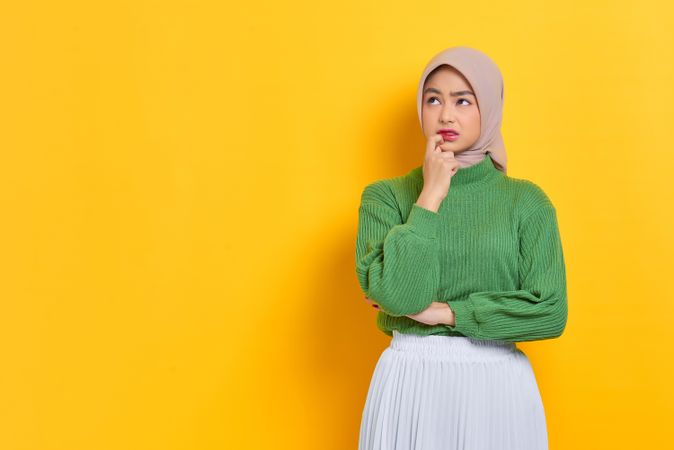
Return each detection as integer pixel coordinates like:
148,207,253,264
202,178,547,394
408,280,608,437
440,104,456,123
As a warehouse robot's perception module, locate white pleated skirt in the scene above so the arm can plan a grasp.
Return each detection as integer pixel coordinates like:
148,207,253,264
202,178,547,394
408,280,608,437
359,330,548,450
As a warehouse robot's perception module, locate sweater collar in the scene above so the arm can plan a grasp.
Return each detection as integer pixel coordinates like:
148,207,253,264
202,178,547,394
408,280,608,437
411,152,503,192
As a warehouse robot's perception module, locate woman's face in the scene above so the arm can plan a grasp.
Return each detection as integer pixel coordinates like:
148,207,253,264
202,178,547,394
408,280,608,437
421,65,481,153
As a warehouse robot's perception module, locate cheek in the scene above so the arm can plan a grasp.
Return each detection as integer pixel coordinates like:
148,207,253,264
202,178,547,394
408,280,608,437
469,111,481,133
422,108,435,128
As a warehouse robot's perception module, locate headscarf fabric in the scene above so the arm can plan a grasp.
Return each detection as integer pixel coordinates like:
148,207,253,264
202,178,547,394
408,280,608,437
416,46,507,173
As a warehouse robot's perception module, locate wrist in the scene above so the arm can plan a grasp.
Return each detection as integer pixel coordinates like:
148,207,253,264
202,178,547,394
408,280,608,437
416,191,444,212
444,303,456,326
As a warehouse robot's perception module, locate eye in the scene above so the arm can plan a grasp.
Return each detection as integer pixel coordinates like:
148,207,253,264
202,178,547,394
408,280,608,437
458,98,471,106
426,96,440,105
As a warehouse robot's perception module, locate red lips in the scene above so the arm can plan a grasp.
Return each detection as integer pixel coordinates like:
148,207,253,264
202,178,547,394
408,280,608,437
438,128,459,135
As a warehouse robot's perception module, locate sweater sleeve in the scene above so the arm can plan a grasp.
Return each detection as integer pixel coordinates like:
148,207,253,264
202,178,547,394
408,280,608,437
355,181,442,317
444,204,568,342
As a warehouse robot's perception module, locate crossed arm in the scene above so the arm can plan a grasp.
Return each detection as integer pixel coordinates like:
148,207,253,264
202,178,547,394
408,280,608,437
356,182,568,342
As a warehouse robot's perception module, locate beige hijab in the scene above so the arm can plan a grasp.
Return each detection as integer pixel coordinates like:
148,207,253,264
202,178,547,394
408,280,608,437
416,46,507,173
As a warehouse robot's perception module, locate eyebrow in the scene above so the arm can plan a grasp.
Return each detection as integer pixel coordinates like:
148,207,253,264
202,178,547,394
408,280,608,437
423,87,475,97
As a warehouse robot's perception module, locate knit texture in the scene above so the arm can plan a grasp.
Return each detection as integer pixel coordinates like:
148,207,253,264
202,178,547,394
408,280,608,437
355,153,568,342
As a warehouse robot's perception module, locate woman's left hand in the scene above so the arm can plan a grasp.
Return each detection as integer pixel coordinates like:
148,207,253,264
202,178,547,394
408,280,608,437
362,296,454,327
405,302,454,326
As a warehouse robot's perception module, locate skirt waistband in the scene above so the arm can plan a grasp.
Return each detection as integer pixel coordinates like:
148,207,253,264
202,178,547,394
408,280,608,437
389,330,519,362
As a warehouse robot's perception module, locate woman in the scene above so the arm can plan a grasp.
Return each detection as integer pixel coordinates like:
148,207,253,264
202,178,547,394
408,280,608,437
355,46,568,450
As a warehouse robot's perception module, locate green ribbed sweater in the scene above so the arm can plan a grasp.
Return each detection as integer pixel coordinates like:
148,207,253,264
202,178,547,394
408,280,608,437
355,153,568,342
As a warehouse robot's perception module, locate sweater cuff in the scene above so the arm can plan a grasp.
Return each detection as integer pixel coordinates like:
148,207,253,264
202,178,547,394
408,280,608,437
445,300,479,336
407,203,440,239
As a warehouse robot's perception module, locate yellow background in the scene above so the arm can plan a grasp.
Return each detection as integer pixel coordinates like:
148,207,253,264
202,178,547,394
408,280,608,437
2,1,673,449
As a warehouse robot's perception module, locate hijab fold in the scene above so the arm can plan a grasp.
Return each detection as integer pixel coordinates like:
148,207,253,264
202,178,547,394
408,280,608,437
416,46,507,173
